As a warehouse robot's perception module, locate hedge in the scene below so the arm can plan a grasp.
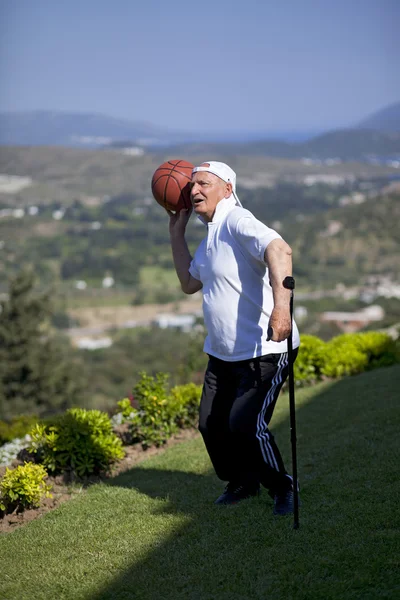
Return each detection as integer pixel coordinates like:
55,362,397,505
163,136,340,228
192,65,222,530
294,331,398,385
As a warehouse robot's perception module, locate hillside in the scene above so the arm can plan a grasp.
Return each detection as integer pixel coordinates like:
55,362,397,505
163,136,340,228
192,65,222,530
1,103,400,159
0,110,180,147
297,128,400,159
357,101,400,131
168,129,400,160
0,145,398,208
0,145,399,298
285,195,400,286
0,145,162,203
0,171,399,295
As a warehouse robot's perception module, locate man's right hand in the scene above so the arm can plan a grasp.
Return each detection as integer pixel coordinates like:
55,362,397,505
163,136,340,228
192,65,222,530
168,207,192,237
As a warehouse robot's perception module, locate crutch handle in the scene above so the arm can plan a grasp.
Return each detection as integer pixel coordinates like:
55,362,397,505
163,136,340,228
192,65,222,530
283,276,295,291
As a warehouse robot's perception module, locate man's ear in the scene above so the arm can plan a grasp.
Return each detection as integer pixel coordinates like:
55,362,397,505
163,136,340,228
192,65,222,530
224,182,233,198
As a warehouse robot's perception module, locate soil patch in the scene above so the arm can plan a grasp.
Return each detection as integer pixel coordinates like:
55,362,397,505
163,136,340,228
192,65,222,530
68,298,202,329
0,428,200,534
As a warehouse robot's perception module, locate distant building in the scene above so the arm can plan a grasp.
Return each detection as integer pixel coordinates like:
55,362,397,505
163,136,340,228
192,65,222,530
153,313,196,332
294,306,308,322
339,192,366,206
70,135,113,145
90,221,102,230
320,305,385,333
132,207,145,216
0,174,32,193
102,276,114,288
121,147,145,156
319,220,343,237
360,276,400,300
303,174,348,186
76,337,113,350
271,220,282,231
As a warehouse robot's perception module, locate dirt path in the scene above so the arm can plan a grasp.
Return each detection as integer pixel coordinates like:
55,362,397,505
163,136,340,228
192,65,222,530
68,298,203,329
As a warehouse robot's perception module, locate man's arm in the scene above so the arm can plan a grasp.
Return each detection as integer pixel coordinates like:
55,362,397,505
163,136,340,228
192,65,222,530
169,208,203,295
264,238,292,342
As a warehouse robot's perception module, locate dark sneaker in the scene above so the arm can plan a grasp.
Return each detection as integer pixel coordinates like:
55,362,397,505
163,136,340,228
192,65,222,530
214,482,260,505
273,478,300,516
273,489,294,515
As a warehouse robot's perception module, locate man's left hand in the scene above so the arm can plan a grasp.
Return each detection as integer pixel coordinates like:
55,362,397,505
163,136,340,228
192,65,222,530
267,307,292,342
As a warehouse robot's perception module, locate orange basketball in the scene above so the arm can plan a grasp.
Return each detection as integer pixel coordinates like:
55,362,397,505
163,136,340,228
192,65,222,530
151,159,194,212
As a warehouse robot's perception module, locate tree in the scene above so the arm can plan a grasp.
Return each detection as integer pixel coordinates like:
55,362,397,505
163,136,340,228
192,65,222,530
0,270,85,419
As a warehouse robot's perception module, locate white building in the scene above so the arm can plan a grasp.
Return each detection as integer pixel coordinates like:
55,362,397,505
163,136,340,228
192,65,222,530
153,313,196,332
90,221,102,230
303,174,347,186
121,147,145,156
320,305,385,333
102,276,115,288
76,337,113,350
0,174,32,193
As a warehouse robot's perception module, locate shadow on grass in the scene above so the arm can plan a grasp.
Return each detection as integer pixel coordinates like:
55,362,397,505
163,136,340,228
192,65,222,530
90,366,400,600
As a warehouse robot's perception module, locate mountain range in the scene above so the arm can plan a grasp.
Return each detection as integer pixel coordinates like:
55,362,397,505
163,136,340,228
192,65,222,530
356,102,400,131
0,102,399,160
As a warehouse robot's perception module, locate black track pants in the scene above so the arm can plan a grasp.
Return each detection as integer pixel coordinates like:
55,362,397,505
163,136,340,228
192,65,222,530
199,351,298,495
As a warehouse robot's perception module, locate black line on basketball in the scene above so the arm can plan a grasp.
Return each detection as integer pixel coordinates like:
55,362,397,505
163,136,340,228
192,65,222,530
163,173,178,208
152,173,169,188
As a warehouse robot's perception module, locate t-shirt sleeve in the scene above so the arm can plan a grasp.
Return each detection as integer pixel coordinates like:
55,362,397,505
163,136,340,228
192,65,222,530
189,255,201,281
235,215,282,262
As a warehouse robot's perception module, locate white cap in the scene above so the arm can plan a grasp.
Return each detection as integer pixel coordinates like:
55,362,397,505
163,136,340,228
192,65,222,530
192,161,242,207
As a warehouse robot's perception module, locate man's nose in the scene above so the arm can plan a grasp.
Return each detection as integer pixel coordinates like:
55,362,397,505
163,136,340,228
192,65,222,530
191,182,200,196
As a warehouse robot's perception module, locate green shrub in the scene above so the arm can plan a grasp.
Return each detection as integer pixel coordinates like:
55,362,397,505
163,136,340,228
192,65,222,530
294,335,327,385
322,342,368,378
112,378,201,449
0,415,39,445
28,408,124,476
350,332,399,369
322,334,369,378
115,398,136,420
321,332,399,378
0,462,52,514
169,383,202,428
130,372,177,449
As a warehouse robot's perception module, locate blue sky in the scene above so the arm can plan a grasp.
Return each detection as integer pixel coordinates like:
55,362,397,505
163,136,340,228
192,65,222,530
0,0,399,133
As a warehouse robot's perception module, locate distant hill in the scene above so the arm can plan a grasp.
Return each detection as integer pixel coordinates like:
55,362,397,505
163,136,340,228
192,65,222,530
1,145,398,209
357,102,400,131
167,129,400,160
296,128,400,159
287,194,400,286
0,110,183,147
1,103,400,159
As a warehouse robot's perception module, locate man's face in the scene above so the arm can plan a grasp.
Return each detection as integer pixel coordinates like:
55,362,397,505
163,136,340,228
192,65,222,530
190,172,231,221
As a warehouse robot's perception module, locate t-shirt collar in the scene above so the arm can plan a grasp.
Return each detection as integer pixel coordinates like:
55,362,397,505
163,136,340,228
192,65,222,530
197,195,238,226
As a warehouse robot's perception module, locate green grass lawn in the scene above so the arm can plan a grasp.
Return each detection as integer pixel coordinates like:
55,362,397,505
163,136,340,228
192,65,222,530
139,266,180,288
1,366,400,600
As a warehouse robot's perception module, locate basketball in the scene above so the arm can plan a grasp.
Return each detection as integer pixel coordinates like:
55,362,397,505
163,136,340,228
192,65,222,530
151,159,194,212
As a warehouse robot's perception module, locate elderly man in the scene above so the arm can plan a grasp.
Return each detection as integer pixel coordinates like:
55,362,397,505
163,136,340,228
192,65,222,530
168,161,300,515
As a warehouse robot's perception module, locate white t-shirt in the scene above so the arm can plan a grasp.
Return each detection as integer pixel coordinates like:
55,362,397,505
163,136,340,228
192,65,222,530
189,197,300,361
